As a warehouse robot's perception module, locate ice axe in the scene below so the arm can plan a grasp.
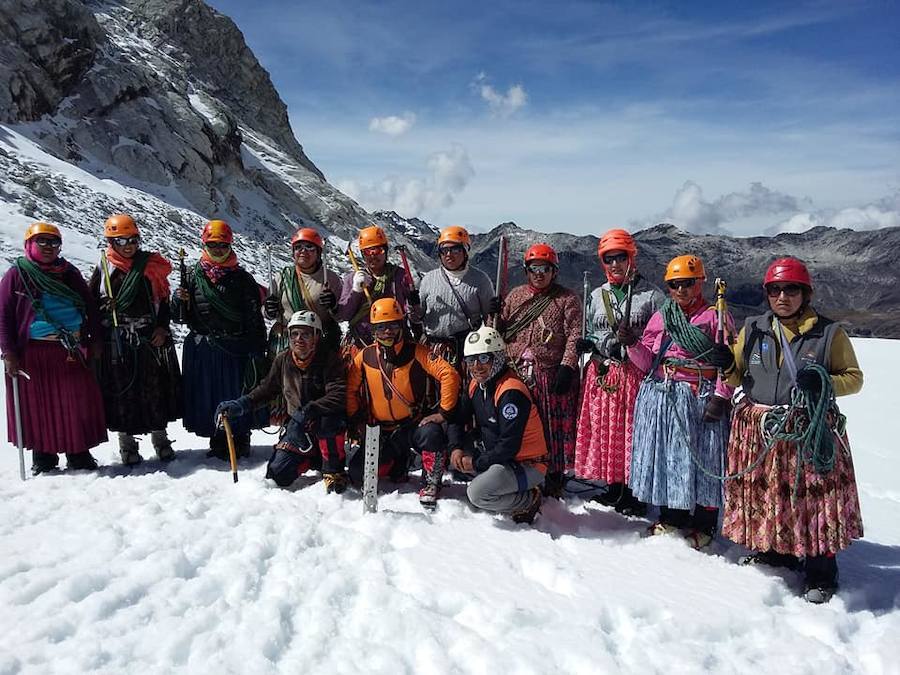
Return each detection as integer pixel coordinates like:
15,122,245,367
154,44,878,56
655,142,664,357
395,245,416,290
219,413,240,483
346,245,373,304
9,369,31,481
100,250,123,365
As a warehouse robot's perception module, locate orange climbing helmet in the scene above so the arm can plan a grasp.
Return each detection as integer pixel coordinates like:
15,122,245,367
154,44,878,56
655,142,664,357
24,222,61,242
524,243,559,267
597,228,637,259
201,219,233,244
358,226,388,250
438,225,470,249
664,255,706,281
291,227,324,250
370,298,405,324
104,214,139,238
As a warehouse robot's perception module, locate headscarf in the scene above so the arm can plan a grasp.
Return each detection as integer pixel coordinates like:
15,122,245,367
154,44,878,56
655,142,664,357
24,240,68,275
199,247,239,284
106,247,173,303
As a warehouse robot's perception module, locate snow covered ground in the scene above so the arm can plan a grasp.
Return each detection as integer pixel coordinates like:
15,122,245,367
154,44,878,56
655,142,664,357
0,340,898,674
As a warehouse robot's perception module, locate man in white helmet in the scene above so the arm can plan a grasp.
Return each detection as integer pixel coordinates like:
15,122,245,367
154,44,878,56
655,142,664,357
216,311,349,492
447,325,548,523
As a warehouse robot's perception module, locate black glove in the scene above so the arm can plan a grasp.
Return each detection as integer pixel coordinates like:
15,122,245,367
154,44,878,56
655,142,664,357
608,342,625,361
616,324,638,347
795,368,823,396
553,365,576,395
214,395,252,426
290,403,320,430
318,289,337,310
277,418,311,453
575,337,594,355
488,296,502,315
705,343,735,370
703,395,732,423
407,289,421,306
264,295,280,319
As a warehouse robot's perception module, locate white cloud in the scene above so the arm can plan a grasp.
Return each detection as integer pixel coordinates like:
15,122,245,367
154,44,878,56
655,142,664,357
635,180,805,234
368,112,417,137
472,73,527,117
336,144,474,218
767,192,900,234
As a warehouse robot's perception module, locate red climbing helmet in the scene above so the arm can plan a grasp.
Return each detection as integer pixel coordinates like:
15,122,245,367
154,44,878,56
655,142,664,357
524,243,559,267
763,257,812,290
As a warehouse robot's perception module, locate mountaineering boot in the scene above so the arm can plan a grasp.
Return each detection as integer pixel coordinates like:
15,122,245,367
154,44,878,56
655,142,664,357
323,472,349,495
646,521,680,537
31,451,59,475
803,554,838,604
684,506,718,550
118,432,143,466
614,486,647,517
738,550,803,570
541,471,564,499
419,450,446,510
512,487,542,524
593,482,625,507
418,482,440,510
151,430,175,462
236,432,252,459
66,452,98,471
206,433,228,460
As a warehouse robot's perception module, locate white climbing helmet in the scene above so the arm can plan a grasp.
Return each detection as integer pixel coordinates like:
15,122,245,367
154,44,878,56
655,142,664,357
464,325,505,356
287,310,322,333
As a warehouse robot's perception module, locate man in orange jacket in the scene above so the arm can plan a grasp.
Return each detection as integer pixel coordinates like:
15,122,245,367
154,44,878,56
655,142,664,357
346,298,460,508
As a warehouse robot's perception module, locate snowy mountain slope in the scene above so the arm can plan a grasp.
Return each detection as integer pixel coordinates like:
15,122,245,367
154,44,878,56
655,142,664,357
0,338,897,674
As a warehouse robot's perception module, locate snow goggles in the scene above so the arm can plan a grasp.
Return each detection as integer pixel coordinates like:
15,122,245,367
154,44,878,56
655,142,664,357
766,283,803,297
602,253,629,265
464,353,493,365
526,263,553,274
33,237,62,249
205,242,231,251
362,245,387,256
111,236,140,247
292,242,319,253
439,245,465,256
667,279,697,290
372,320,402,333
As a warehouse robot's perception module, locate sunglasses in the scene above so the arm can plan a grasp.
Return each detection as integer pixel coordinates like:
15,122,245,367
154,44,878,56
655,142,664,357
362,246,387,256
205,242,231,251
373,321,402,333
526,263,554,275
288,328,316,341
111,236,140,247
766,283,803,298
667,278,697,290
439,245,465,256
293,242,319,253
464,353,493,365
33,238,62,249
602,253,629,265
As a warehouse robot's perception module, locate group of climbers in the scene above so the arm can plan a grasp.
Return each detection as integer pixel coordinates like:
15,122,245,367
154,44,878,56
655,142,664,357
1,215,865,601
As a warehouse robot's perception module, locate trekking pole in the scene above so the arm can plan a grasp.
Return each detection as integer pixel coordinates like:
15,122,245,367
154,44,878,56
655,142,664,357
395,245,416,290
346,246,373,304
220,414,239,483
10,370,30,481
100,250,122,365
581,270,590,340
491,235,508,328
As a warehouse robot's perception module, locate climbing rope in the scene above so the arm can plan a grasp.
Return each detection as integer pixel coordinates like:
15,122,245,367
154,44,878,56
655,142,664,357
660,299,714,361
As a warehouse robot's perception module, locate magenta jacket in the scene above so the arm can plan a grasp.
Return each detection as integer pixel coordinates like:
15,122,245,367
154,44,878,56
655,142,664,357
0,263,101,359
627,297,734,399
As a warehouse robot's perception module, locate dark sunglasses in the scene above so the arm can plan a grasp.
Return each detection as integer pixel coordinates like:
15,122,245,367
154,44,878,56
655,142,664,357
373,321,402,333
464,353,493,365
667,278,697,290
205,242,231,251
766,283,803,298
293,242,319,253
362,246,387,256
111,236,140,247
439,245,465,256
602,253,629,265
33,237,62,249
526,263,553,274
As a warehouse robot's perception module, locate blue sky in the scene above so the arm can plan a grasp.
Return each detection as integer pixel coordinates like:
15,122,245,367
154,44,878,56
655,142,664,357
206,0,900,236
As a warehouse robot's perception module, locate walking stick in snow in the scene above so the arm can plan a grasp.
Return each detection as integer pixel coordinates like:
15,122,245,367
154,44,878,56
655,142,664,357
220,414,239,483
10,370,30,481
100,250,123,366
395,245,416,290
346,245,374,304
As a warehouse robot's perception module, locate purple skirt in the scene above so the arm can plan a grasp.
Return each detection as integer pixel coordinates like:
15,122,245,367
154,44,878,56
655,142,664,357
5,340,107,455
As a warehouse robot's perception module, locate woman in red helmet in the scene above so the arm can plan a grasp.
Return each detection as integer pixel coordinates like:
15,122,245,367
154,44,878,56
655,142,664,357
573,229,665,514
89,214,181,465
173,220,268,459
624,255,736,548
1,223,107,473
498,242,582,496
721,257,863,604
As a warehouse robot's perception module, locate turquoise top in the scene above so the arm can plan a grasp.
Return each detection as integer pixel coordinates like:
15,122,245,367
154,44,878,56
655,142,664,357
29,292,83,338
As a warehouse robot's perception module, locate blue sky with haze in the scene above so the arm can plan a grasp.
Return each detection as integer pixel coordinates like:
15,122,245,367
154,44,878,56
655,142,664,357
206,0,900,236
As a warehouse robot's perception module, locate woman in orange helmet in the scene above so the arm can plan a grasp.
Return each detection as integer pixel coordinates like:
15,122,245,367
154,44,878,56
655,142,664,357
172,220,268,458
623,254,736,548
89,214,181,465
498,242,582,496
1,223,107,473
573,229,665,514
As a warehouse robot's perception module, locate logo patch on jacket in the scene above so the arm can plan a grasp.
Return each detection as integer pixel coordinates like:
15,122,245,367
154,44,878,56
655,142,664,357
501,403,518,420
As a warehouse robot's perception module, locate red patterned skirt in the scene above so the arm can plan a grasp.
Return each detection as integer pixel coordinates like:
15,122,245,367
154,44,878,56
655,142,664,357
721,401,863,557
531,366,578,474
574,359,643,484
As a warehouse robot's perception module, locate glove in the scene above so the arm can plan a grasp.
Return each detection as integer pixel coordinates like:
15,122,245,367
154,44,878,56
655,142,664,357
705,343,735,370
277,418,312,453
352,271,372,293
3,353,20,376
488,296,502,315
407,289,421,306
215,395,252,425
575,337,594,355
290,403,320,430
795,368,823,396
318,288,337,310
608,342,625,361
263,295,280,319
553,364,576,395
616,324,638,347
703,395,732,423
